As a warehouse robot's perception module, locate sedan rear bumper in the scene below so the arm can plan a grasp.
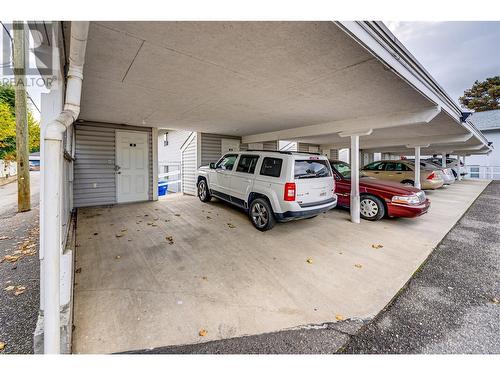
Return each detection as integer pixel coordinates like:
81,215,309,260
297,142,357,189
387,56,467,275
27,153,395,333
387,199,431,218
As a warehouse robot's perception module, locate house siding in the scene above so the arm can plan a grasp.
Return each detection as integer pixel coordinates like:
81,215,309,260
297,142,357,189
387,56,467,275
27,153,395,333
74,122,153,208
181,133,197,196
297,142,320,153
199,133,241,166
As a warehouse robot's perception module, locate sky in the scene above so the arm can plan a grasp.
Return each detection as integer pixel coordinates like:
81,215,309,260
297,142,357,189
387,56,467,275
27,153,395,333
386,21,500,106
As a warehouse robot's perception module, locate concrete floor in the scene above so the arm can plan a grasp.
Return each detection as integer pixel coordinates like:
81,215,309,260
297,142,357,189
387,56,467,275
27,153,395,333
72,179,490,353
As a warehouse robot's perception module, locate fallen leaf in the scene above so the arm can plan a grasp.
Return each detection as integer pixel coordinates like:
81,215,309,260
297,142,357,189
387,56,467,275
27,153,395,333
14,286,26,296
306,258,313,264
115,255,121,260
153,218,159,221
4,285,15,291
166,236,174,245
151,223,158,227
4,255,20,263
354,264,363,268
0,235,11,240
121,228,127,232
115,233,124,238
201,276,208,281
174,213,181,217
93,233,98,236
227,223,236,229
0,342,5,350
199,329,208,337
75,268,82,274
127,239,132,242
206,216,212,219
371,244,384,249
335,314,345,321
491,297,500,304
165,219,170,222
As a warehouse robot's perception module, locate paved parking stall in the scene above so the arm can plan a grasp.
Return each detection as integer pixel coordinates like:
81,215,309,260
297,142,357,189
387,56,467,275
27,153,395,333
72,179,489,353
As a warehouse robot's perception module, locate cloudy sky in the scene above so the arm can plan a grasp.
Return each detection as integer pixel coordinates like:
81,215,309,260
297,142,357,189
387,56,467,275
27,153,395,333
386,21,500,106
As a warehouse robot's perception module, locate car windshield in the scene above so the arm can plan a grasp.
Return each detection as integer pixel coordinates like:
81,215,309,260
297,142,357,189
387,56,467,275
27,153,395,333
330,161,351,178
294,159,331,179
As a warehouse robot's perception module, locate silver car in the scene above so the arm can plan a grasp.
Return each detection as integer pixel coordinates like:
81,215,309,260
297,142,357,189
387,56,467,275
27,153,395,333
406,160,455,185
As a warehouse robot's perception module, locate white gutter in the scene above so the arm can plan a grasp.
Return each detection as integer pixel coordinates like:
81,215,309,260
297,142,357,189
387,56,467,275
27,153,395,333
42,21,89,354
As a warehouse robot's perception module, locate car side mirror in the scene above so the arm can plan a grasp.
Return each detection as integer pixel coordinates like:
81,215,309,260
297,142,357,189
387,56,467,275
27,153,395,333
209,163,216,169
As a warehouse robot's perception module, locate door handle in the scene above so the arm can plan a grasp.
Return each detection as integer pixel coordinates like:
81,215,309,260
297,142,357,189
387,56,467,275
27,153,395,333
114,165,121,171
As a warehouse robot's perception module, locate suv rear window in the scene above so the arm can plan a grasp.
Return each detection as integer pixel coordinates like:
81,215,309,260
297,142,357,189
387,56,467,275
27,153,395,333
294,160,331,179
260,157,283,178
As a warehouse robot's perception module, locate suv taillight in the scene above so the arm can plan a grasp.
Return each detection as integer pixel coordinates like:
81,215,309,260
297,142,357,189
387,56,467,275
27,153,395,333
284,182,296,201
427,172,435,180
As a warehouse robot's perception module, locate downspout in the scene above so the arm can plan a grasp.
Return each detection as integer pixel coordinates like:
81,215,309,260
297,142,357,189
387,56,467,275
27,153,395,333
42,21,89,354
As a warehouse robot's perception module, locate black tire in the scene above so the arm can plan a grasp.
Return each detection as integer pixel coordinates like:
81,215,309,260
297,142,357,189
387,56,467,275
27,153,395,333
248,198,275,231
401,179,414,186
359,195,385,221
197,178,212,202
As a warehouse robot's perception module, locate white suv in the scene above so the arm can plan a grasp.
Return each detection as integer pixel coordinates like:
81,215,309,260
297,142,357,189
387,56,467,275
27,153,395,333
196,151,337,231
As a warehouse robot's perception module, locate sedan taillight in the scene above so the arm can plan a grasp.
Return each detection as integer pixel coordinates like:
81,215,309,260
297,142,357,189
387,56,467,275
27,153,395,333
427,172,436,180
284,182,296,201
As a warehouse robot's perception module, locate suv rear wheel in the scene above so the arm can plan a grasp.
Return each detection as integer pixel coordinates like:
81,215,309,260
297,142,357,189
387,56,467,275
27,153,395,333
249,198,275,231
360,195,385,221
197,179,211,202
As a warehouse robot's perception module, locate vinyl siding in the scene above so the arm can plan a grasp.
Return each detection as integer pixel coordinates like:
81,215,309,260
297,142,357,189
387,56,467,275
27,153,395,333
74,122,153,208
181,134,197,196
240,140,278,152
297,142,320,153
199,133,240,166
158,129,192,163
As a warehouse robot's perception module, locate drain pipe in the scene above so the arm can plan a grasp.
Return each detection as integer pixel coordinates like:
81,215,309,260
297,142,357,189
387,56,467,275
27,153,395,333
42,21,89,354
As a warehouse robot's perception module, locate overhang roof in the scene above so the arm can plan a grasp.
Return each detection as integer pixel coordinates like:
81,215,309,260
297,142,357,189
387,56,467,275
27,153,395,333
66,21,492,154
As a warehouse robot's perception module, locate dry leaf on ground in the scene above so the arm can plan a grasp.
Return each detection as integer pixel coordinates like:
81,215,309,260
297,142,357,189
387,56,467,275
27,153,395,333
174,214,181,217
227,223,236,229
166,236,174,245
0,342,5,350
115,255,121,260
115,233,124,238
335,314,345,321
199,329,208,337
354,264,363,268
4,285,15,291
0,235,11,240
13,286,26,296
306,258,313,264
491,297,500,304
75,268,82,274
371,244,384,249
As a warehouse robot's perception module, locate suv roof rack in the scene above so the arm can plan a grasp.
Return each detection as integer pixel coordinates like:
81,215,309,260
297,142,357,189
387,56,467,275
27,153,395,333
243,150,321,156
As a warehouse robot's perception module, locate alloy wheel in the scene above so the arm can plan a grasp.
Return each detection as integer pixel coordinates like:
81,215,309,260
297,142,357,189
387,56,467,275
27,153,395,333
198,181,207,200
251,202,268,228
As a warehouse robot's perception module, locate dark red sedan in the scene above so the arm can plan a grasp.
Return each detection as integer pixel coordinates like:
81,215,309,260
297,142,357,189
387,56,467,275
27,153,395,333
330,160,431,221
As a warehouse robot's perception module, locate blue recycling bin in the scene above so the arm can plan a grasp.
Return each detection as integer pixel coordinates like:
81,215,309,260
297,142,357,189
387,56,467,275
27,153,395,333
158,181,169,196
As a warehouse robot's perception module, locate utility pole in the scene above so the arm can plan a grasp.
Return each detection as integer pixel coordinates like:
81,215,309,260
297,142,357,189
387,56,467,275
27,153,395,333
13,21,31,212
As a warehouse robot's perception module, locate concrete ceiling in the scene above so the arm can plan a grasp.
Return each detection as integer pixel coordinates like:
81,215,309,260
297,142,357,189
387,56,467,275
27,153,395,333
79,21,433,134
76,21,490,154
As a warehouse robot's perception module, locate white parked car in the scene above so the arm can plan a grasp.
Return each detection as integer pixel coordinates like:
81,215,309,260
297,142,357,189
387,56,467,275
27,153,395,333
196,151,337,231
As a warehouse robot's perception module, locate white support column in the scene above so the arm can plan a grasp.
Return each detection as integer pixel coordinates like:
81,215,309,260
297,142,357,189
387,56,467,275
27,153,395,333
350,135,360,224
339,129,373,224
414,146,421,189
406,144,429,190
441,152,447,168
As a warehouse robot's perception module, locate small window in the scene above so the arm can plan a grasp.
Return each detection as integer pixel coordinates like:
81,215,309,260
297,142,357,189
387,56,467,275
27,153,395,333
363,161,385,171
236,155,259,174
260,157,283,178
163,165,169,173
294,159,331,179
216,154,238,171
163,132,168,147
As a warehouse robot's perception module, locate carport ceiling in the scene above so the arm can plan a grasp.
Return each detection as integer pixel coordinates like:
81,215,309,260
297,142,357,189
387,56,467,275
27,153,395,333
79,21,434,135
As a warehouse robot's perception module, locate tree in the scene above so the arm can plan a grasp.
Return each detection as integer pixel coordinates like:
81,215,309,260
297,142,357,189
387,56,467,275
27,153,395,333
459,76,500,112
0,83,40,160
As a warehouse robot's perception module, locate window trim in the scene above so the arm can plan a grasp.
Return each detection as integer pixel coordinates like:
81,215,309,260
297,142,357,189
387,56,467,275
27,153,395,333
215,153,239,171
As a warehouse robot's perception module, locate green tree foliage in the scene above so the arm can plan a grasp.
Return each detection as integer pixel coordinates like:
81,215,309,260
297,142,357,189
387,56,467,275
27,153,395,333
459,76,500,112
0,83,41,160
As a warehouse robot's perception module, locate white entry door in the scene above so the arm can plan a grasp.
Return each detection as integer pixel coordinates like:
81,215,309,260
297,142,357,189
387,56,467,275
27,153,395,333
116,131,149,203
